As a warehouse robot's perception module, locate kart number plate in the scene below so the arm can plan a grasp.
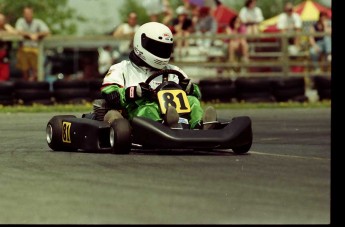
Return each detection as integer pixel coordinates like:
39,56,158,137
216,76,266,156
62,121,72,143
157,90,191,114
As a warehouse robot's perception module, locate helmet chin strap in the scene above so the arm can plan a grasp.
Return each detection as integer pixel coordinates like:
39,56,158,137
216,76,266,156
129,50,158,70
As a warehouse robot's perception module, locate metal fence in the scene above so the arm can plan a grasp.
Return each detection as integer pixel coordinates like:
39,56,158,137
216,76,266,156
1,31,331,82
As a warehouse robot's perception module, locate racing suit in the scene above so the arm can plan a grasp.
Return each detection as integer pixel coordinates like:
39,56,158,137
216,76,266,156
101,52,203,129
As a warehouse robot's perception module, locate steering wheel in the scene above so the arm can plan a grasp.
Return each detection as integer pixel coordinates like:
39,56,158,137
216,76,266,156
145,69,187,91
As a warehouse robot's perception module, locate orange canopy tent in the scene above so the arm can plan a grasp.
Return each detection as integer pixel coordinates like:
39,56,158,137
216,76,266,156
259,0,332,32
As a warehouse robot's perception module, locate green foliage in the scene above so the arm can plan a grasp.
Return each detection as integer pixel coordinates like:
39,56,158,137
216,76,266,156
117,0,185,26
0,0,86,35
118,0,149,26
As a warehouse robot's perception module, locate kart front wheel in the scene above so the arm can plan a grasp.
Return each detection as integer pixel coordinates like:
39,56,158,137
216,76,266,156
232,143,252,154
110,118,132,154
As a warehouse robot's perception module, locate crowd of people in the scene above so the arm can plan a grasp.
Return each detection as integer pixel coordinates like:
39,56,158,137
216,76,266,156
1,6,50,81
0,0,332,82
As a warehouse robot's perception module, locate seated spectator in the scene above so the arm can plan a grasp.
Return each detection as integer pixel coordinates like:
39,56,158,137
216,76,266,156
239,0,264,35
226,15,249,64
277,2,302,53
113,12,140,61
0,13,17,81
309,11,332,73
194,6,218,54
171,5,193,57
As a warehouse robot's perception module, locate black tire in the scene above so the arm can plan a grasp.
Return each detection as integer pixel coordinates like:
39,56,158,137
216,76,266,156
273,87,305,102
15,81,50,90
0,81,15,95
236,91,275,100
15,89,53,102
318,89,331,100
53,79,89,89
232,143,252,154
46,115,77,151
89,79,103,91
200,84,236,101
109,118,132,154
313,76,331,90
270,77,305,89
198,78,233,86
235,77,272,93
53,89,91,102
89,90,103,100
0,94,14,105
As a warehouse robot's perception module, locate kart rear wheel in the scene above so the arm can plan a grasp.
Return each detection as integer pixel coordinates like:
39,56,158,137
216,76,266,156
46,115,77,151
110,118,132,154
232,143,251,154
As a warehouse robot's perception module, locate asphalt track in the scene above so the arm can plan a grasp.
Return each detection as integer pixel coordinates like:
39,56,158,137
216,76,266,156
0,108,331,224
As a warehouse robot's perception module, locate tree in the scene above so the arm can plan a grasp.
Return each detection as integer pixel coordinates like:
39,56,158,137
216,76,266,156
118,0,149,25
118,0,182,26
0,0,86,35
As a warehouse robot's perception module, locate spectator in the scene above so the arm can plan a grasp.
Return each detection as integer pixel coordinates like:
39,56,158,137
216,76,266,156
238,0,264,35
0,13,17,81
171,5,193,57
309,11,332,73
15,6,50,81
277,2,302,53
98,45,115,77
194,6,218,54
142,0,173,25
226,15,249,64
113,12,140,61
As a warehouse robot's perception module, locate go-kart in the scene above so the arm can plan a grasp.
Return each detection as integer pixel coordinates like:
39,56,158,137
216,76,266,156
46,69,253,154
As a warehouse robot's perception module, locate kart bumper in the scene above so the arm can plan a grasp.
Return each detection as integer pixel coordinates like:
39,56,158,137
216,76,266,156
131,116,252,150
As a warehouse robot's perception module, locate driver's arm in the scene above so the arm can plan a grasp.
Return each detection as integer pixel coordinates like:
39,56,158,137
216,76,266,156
171,67,202,100
101,64,153,108
101,84,127,109
189,83,202,100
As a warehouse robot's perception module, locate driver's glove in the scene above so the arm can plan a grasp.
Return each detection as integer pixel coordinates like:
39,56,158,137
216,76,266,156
180,78,193,95
125,82,154,101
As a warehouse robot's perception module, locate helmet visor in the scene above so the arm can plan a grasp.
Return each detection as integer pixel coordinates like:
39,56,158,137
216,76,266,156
141,34,173,59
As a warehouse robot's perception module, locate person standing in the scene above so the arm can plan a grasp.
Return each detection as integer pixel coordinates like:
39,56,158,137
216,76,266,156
0,13,17,81
113,12,140,61
15,6,50,81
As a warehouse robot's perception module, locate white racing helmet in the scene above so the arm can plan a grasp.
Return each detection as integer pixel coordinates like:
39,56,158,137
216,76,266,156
133,22,174,69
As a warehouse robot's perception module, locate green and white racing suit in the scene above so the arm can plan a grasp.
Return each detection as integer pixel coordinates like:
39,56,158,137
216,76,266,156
101,60,203,129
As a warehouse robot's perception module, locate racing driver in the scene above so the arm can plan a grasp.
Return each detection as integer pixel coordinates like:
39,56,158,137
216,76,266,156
101,21,217,129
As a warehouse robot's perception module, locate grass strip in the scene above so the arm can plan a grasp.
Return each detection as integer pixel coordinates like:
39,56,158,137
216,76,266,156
0,100,331,113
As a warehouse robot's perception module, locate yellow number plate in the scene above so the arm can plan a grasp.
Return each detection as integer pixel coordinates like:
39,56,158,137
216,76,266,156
157,90,191,114
62,121,72,143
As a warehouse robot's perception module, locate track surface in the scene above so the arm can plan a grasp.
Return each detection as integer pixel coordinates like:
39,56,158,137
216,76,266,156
0,108,330,224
